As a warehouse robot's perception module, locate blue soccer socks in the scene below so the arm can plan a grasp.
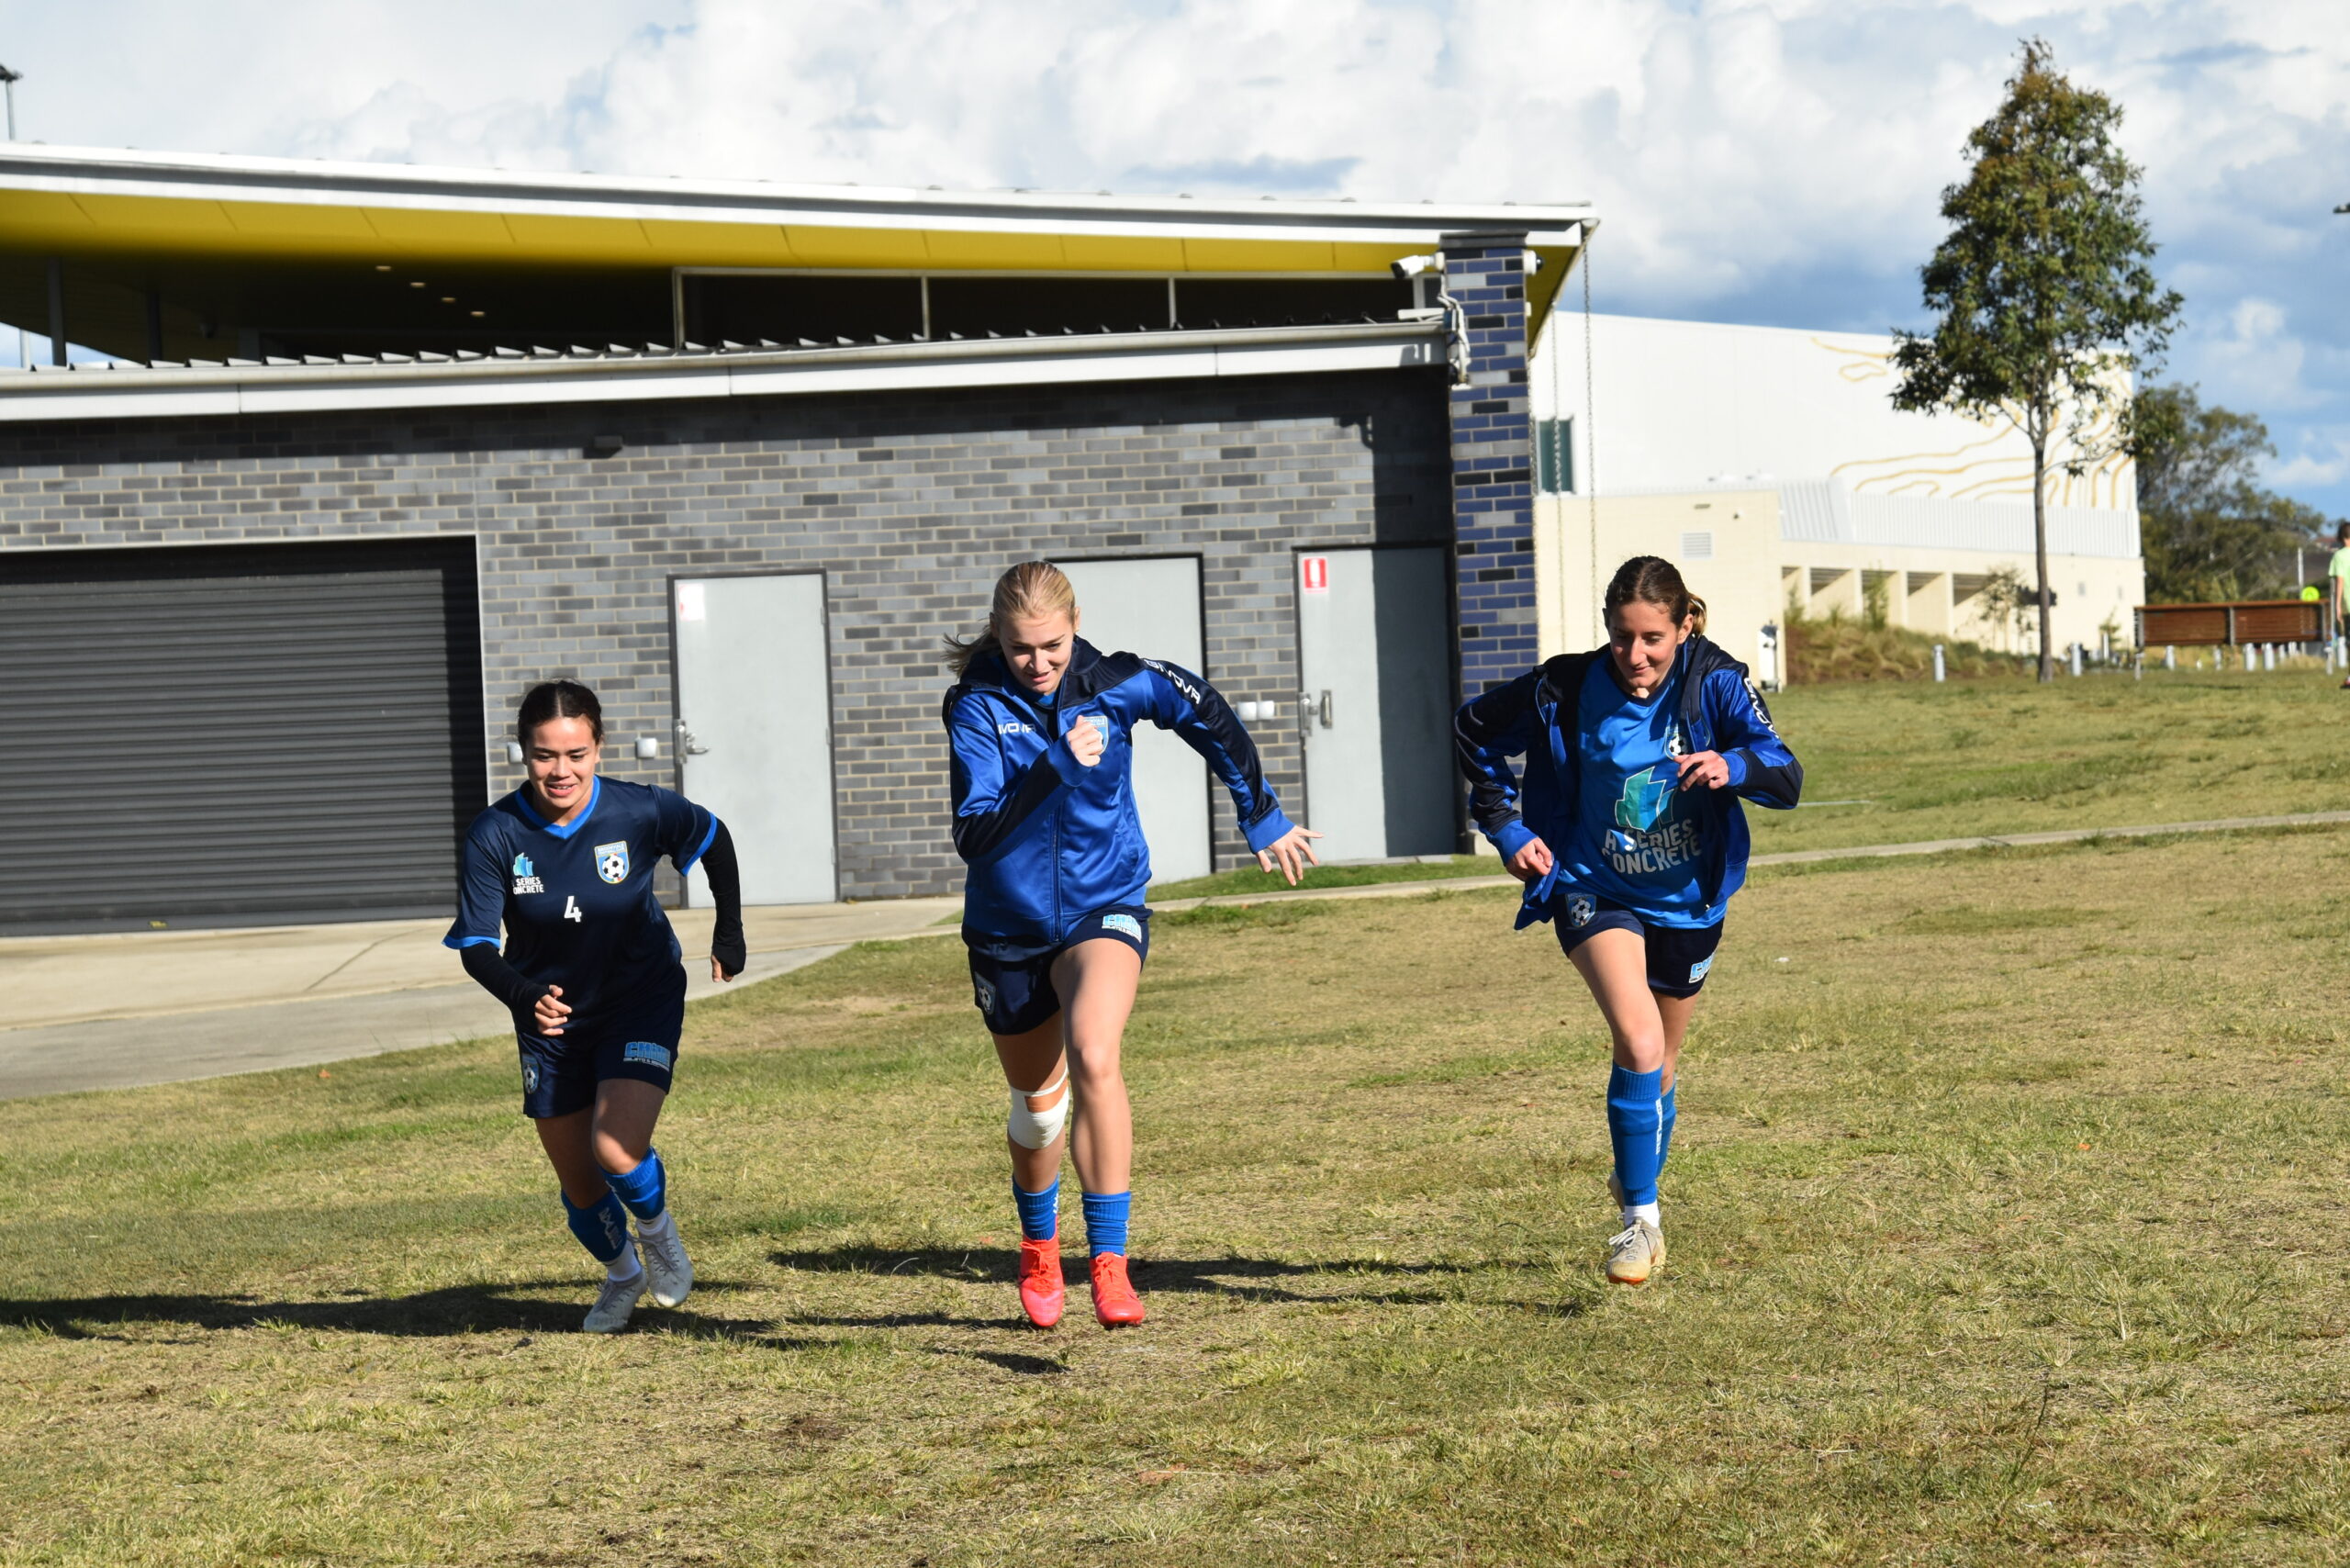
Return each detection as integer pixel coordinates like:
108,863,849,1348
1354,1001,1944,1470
1659,1082,1679,1170
1606,1065,1668,1209
563,1190,634,1271
1013,1177,1061,1242
603,1147,667,1223
1081,1190,1131,1258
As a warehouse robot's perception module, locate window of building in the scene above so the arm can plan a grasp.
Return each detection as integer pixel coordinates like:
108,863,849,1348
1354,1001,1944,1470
683,274,923,344
926,275,1170,337
1535,417,1575,494
1173,276,1412,328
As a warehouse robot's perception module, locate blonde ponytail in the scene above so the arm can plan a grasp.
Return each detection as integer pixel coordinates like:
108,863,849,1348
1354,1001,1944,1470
943,561,1080,675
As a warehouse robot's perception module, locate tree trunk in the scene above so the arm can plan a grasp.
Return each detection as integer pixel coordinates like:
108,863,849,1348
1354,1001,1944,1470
2032,431,2053,683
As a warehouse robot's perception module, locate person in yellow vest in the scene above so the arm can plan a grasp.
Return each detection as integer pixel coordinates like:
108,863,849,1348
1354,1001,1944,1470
2331,523,2350,690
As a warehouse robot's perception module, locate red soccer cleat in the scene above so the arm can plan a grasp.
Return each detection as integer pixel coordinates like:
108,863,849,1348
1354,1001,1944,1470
1090,1251,1146,1327
1017,1237,1065,1328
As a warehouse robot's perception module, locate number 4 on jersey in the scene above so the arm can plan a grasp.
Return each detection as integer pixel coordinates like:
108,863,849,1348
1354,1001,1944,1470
564,895,584,924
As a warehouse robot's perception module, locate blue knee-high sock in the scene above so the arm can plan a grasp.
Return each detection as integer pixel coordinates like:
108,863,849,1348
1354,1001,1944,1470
1081,1191,1130,1258
603,1147,667,1224
1607,1066,1668,1208
563,1191,631,1265
1658,1083,1678,1172
1013,1177,1060,1242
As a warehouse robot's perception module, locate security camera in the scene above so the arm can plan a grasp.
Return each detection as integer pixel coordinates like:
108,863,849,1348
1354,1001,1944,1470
1390,253,1442,281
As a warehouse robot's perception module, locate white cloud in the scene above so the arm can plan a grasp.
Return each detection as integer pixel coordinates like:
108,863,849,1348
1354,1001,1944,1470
7,0,2350,512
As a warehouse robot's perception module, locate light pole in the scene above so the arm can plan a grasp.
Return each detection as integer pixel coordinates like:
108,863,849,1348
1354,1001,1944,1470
0,65,21,371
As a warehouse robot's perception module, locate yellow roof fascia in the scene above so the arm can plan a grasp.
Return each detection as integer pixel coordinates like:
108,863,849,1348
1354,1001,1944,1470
1525,242,1580,348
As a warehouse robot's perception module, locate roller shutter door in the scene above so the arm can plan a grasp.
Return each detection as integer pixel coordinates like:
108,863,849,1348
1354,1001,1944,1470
0,539,486,930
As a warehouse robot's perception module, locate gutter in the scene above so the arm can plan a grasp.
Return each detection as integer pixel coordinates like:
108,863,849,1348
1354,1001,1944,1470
0,319,1448,422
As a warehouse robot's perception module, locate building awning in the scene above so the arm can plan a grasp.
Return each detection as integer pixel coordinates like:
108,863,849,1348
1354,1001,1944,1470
0,145,1588,277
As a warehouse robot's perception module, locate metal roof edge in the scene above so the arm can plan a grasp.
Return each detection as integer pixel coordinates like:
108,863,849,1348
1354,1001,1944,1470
0,143,1595,238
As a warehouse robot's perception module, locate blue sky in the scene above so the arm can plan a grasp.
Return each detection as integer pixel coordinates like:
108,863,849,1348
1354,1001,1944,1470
4,0,2344,518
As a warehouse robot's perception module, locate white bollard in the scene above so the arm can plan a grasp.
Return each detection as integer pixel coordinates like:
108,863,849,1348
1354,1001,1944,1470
2165,644,2177,671
2069,643,2084,677
1932,643,1946,683
2266,643,2277,672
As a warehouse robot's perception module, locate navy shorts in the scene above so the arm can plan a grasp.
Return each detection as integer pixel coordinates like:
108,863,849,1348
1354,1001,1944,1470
1551,892,1723,999
514,980,686,1118
968,905,1150,1036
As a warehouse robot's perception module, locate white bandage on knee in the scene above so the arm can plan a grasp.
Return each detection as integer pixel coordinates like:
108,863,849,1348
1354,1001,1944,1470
1006,1068,1070,1150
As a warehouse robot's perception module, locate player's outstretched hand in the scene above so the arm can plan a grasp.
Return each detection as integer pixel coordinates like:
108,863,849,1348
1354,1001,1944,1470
1506,835,1555,884
1065,714,1105,768
533,984,572,1036
1256,824,1323,886
711,955,740,983
1676,750,1731,791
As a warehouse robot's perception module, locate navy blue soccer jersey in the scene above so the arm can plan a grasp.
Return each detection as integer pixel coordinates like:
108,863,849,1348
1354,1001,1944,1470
443,777,717,1027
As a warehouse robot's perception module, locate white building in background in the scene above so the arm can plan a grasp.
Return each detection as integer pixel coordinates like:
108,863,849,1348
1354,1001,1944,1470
1528,312,2146,679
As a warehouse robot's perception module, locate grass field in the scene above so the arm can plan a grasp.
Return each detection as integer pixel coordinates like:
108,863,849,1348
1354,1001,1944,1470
1152,666,2350,902
8,812,2350,1562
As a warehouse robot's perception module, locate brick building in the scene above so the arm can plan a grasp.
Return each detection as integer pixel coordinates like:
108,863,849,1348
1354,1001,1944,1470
0,146,1592,929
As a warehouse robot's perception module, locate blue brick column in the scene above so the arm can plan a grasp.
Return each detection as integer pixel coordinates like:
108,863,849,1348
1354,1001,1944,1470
1441,230,1538,700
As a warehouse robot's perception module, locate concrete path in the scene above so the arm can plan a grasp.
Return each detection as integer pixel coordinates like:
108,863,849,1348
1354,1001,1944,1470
6,809,2343,1102
1148,809,2350,913
0,898,958,1101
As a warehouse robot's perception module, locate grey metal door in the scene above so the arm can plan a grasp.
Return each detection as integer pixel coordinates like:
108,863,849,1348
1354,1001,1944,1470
1052,555,1212,884
0,538,484,929
672,573,836,904
1295,546,1455,862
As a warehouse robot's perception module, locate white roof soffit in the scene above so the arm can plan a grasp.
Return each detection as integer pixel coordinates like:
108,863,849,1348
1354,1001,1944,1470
0,144,1595,248
0,320,1447,422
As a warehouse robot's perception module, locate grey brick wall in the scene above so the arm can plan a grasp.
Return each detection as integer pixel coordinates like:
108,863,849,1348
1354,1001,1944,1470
0,368,1452,899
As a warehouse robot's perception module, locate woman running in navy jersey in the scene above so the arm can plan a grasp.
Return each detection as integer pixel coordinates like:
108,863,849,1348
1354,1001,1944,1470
446,680,746,1333
944,562,1319,1329
1454,557,1801,1286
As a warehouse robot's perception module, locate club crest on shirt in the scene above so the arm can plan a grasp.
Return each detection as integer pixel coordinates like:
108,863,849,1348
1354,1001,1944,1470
595,841,630,884
1566,893,1595,928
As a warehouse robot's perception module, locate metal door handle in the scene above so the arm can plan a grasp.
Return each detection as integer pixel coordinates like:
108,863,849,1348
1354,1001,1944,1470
675,720,710,756
1318,689,1333,728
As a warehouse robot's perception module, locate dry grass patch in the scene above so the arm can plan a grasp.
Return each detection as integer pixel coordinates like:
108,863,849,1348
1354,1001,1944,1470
5,831,2350,1562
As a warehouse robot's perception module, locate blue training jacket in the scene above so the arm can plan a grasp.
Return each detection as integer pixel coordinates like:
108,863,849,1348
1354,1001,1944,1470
945,638,1296,954
1452,635,1803,928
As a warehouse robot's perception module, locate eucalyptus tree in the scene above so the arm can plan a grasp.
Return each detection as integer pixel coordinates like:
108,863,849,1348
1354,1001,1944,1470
1892,39,2181,680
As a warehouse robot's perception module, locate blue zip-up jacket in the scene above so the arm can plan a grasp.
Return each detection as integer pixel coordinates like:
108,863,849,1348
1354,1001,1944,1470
945,638,1296,955
1452,635,1802,929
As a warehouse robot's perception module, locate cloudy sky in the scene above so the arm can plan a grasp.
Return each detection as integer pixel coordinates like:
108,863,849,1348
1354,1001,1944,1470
5,0,2345,517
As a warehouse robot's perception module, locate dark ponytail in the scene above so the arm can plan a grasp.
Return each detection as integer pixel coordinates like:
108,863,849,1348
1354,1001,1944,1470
517,679,604,744
1604,555,1707,636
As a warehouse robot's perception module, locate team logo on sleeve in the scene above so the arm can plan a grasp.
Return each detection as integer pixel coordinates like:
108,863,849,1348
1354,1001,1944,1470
595,841,631,884
509,851,544,895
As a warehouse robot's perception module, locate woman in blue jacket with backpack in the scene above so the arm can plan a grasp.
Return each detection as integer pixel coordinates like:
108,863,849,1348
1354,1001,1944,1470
1455,556,1801,1287
943,561,1320,1329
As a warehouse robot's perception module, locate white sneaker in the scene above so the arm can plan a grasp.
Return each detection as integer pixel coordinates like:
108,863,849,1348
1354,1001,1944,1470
637,1214,694,1309
583,1268,648,1333
1605,1221,1665,1286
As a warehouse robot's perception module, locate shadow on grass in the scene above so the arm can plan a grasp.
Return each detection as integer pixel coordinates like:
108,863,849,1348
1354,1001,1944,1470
0,1278,819,1348
771,1245,1483,1307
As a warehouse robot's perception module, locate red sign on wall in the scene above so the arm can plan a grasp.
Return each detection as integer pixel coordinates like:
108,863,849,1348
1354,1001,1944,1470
1300,555,1329,594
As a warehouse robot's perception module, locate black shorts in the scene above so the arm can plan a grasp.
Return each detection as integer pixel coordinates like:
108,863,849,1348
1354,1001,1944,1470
1551,892,1723,999
967,905,1150,1036
514,979,686,1118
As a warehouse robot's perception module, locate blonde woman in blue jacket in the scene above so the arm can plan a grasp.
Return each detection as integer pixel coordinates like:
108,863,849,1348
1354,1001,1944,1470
943,562,1319,1329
